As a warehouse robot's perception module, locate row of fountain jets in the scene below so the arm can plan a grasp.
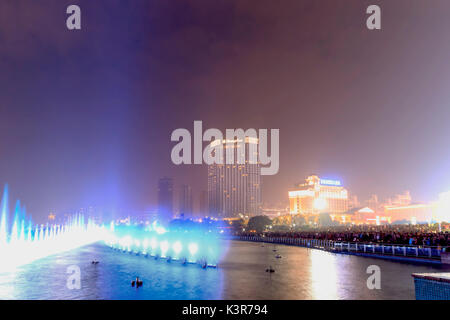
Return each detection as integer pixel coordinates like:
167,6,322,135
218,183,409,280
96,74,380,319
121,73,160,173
0,185,220,272
0,185,105,272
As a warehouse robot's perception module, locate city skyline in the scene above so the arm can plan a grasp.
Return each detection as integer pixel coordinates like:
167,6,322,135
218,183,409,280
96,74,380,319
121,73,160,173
33,171,445,223
0,160,448,222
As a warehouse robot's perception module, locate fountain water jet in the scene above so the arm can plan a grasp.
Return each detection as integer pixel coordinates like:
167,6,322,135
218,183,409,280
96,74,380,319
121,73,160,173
0,185,106,272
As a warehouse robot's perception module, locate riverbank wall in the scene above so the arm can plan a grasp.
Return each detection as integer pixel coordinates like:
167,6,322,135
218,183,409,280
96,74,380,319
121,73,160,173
230,235,447,266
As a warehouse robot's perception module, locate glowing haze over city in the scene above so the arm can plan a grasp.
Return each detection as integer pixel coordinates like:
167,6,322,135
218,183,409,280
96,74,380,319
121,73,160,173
1,1,450,223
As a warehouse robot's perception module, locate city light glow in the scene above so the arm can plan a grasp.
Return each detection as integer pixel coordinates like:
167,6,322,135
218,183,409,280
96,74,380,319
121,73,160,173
313,198,327,211
320,179,342,186
437,191,450,222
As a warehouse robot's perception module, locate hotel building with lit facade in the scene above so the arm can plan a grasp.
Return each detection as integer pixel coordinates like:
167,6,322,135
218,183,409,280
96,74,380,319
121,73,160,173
289,175,349,215
208,137,262,218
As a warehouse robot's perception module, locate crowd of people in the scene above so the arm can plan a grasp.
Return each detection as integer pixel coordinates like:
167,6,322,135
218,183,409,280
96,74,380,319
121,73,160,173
240,224,450,248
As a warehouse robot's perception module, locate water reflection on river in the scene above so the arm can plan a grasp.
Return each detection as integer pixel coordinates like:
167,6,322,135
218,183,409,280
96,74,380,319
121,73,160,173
219,241,446,299
0,240,446,299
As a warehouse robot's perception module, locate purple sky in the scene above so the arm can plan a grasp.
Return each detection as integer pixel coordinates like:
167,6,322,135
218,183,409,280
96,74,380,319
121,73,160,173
1,0,450,221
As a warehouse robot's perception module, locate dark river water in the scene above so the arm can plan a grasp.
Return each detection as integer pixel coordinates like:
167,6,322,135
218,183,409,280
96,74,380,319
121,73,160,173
0,240,447,299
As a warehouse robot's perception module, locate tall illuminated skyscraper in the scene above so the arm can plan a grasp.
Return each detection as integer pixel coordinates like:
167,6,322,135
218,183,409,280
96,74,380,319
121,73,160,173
199,190,208,217
158,177,173,223
178,184,193,217
208,138,261,218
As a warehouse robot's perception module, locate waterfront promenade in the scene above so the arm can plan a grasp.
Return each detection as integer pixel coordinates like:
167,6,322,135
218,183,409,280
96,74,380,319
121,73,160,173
233,235,449,265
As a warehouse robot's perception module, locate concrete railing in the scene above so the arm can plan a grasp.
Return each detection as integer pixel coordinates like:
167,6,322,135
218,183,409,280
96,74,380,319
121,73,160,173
233,235,449,261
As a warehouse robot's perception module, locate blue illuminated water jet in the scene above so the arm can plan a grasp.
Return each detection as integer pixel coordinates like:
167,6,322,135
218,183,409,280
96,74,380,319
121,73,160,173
0,185,105,272
104,220,224,267
0,185,226,271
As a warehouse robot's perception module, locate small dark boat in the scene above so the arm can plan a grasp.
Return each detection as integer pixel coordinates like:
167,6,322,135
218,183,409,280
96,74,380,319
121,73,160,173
132,277,143,288
265,266,275,273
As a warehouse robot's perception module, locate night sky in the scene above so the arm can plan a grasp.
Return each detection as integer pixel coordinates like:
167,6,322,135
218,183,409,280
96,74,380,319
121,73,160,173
1,0,450,221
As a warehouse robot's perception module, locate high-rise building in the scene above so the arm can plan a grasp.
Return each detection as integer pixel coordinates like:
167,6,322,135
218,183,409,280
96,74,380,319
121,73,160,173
289,175,349,215
158,177,173,223
199,190,208,217
208,138,262,218
178,184,193,217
